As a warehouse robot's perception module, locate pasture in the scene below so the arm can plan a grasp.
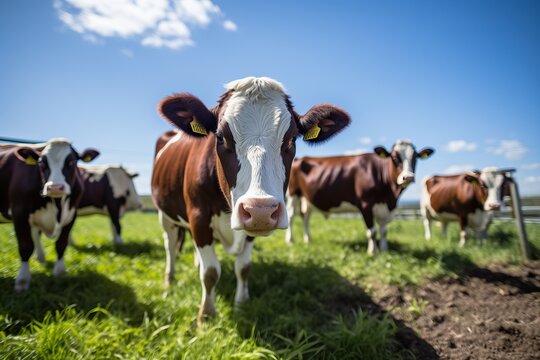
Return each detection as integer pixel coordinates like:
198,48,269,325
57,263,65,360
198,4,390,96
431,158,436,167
1,212,539,359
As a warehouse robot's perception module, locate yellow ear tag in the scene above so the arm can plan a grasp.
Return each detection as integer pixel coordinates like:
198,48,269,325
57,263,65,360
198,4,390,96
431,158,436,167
379,153,387,158
83,155,92,162
419,153,428,159
190,116,208,135
303,124,321,141
25,157,37,165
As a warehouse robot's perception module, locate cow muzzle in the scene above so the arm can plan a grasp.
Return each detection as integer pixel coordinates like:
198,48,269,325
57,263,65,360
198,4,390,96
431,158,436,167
486,202,501,211
42,183,70,198
234,197,286,236
398,172,415,187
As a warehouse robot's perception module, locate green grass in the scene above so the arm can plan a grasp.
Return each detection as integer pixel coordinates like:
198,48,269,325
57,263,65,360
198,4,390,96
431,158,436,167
0,212,538,359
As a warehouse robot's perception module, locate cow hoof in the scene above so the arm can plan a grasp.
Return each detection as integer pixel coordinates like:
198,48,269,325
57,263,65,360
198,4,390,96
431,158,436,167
113,238,124,245
197,311,216,326
164,274,175,288
53,262,66,277
14,279,30,292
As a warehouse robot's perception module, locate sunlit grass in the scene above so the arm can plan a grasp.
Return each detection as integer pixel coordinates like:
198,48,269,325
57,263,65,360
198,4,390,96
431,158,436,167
0,212,537,359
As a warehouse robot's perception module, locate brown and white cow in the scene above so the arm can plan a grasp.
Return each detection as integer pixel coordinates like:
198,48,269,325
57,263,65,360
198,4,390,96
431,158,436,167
151,77,350,322
0,138,99,291
286,140,434,254
421,167,511,247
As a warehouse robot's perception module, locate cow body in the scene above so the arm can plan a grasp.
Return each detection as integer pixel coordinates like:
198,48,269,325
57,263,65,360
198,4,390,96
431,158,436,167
286,140,433,254
77,165,142,244
151,77,350,322
421,168,509,246
0,139,98,291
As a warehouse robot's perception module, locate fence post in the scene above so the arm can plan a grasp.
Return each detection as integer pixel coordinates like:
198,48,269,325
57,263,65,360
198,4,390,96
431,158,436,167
509,179,531,261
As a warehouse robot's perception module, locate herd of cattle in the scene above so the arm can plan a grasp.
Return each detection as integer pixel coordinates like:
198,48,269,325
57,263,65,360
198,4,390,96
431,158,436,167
0,77,513,322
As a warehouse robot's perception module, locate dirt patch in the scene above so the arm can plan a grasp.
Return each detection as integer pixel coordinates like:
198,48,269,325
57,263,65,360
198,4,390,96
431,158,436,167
376,262,540,359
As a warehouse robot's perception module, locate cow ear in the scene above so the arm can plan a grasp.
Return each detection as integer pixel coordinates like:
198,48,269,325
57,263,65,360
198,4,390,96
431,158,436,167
15,147,41,165
374,146,391,158
417,148,434,159
464,174,480,186
79,149,100,163
158,94,217,137
129,172,139,178
297,105,350,143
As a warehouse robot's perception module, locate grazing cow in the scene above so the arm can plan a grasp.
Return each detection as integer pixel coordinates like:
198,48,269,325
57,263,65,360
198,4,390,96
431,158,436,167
0,139,99,291
421,167,511,247
286,140,434,254
151,77,350,322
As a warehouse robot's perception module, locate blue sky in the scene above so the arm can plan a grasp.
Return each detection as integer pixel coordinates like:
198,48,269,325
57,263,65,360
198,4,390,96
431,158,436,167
1,0,539,200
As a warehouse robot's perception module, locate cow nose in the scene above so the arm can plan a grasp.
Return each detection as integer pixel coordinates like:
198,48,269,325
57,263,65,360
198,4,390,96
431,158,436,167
47,184,65,192
238,198,282,233
403,175,415,183
488,203,501,211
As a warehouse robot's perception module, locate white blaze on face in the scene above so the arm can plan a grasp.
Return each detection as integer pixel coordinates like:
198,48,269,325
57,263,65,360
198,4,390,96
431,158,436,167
480,167,504,211
224,77,290,231
41,139,74,197
393,140,416,185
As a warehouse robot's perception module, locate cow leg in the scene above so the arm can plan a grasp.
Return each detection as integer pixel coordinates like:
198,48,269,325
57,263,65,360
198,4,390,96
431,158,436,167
379,223,388,251
423,217,432,241
32,227,46,264
176,227,186,254
361,208,377,255
108,206,123,245
159,211,178,287
234,239,253,305
441,221,449,240
300,197,313,244
14,220,34,292
285,195,299,245
53,219,75,277
458,217,467,248
196,244,221,323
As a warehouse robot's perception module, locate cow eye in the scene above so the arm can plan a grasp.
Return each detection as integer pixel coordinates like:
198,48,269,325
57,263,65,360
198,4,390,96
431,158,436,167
216,133,224,144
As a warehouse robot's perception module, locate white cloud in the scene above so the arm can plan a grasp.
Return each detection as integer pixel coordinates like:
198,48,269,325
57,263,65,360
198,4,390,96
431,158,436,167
358,136,372,145
486,140,527,160
54,0,235,49
344,148,369,155
443,164,475,174
444,140,477,153
223,20,237,31
521,163,540,170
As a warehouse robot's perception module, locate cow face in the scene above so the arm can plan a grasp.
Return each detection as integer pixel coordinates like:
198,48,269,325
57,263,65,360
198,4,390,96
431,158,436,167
479,168,507,211
159,77,350,236
374,140,434,188
15,139,99,198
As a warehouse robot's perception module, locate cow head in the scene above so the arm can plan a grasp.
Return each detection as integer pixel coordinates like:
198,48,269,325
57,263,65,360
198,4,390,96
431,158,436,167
15,138,99,198
159,77,350,236
374,140,434,188
477,168,508,211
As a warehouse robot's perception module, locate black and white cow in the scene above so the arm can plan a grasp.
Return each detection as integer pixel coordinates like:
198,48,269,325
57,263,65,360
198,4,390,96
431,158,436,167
0,138,99,291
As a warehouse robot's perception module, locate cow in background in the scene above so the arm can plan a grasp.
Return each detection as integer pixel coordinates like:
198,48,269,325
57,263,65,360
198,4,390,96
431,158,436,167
152,77,350,322
421,167,512,246
0,139,99,291
286,140,434,254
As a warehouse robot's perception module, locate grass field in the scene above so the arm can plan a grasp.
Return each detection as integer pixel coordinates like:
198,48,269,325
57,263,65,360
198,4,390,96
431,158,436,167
0,212,538,359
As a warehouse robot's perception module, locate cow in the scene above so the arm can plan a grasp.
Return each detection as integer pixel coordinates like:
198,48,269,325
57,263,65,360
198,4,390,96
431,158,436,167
421,167,512,247
0,138,99,291
285,140,434,254
151,77,350,322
